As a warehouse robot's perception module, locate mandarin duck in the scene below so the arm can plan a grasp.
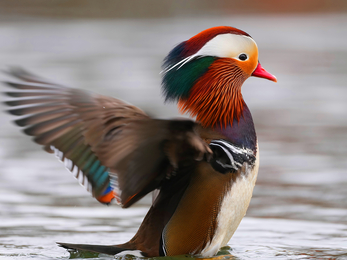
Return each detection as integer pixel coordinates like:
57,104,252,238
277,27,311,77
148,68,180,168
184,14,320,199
3,26,276,257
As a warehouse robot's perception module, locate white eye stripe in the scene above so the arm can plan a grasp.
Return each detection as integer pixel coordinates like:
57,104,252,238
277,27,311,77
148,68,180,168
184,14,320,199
195,34,257,59
162,33,258,74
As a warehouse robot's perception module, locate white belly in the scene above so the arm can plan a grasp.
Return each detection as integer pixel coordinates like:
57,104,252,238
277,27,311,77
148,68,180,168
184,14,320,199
201,148,260,257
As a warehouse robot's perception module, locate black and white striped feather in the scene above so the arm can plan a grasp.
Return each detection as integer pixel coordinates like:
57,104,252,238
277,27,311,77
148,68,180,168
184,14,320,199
209,139,256,174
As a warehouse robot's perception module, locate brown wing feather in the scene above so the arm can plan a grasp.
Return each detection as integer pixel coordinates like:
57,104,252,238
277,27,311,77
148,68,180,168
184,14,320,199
96,119,212,207
4,68,212,207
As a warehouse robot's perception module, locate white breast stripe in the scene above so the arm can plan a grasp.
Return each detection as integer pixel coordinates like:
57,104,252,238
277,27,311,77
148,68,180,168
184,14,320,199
209,140,255,172
211,140,253,155
209,143,239,170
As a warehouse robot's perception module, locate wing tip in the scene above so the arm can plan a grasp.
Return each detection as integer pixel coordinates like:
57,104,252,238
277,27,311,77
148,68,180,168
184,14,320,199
4,67,37,81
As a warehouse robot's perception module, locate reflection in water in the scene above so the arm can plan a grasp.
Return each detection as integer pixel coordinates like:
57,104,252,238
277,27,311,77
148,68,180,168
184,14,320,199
68,247,236,260
0,14,346,259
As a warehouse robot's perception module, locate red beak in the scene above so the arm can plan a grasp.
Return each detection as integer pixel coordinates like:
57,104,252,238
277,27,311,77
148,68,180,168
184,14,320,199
251,62,277,82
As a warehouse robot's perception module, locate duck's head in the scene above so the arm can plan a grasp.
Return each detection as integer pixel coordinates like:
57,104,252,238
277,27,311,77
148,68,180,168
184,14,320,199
162,26,276,128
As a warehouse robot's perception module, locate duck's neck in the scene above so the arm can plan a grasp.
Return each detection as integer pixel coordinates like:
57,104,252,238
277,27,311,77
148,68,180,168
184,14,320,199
214,103,257,151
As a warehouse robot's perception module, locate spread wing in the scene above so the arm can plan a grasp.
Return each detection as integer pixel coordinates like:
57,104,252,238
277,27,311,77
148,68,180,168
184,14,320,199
3,68,211,207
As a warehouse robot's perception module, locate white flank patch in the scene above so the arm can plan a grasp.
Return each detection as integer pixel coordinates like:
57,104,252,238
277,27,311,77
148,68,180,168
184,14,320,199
201,143,260,257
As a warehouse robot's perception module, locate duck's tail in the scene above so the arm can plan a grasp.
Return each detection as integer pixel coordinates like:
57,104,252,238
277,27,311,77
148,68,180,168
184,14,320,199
57,242,131,256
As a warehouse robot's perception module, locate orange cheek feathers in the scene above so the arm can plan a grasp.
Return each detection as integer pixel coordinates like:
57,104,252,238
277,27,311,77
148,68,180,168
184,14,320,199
178,59,247,128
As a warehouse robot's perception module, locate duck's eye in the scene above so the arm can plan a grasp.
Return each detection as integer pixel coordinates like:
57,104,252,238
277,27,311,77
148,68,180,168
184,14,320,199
238,53,248,61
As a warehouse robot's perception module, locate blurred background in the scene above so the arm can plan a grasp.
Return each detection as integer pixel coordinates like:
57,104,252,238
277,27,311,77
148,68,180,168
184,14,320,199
0,1,346,259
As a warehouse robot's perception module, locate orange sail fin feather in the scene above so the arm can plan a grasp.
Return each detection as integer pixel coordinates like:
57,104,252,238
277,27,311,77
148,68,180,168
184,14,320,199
178,58,247,128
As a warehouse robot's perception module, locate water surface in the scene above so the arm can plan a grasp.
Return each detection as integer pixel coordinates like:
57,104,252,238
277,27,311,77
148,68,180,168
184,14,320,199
0,14,346,259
